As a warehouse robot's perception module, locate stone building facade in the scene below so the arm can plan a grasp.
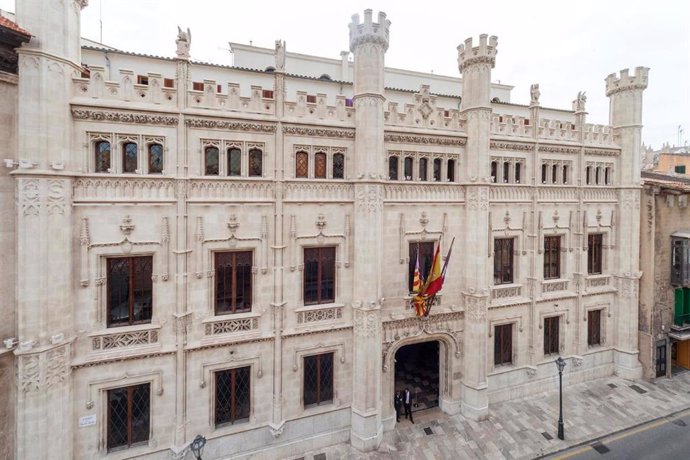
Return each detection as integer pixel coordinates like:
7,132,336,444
2,2,650,459
639,171,690,379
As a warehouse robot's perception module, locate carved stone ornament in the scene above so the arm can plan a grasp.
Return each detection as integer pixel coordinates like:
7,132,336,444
490,141,534,152
19,344,70,393
186,118,276,133
463,294,488,321
356,184,383,213
466,187,489,211
175,26,191,59
353,307,381,338
384,133,466,146
530,84,540,106
282,125,354,139
47,180,67,215
20,179,40,216
72,108,179,126
120,215,135,236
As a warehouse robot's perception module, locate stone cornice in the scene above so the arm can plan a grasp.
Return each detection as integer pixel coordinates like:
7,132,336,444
605,84,648,97
283,125,355,139
72,108,179,126
385,133,467,146
186,118,276,133
459,55,496,72
538,144,580,154
490,141,534,151
71,350,176,369
584,148,621,157
17,48,83,73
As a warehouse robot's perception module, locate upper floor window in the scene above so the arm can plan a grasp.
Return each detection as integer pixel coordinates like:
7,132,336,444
304,247,335,305
148,144,163,174
296,151,309,178
249,149,263,177
585,166,592,185
123,142,138,173
543,236,561,279
228,147,242,176
503,162,511,183
304,352,334,408
433,158,442,182
215,251,252,315
315,152,327,179
494,238,514,285
491,161,498,183
672,236,690,286
587,309,602,346
408,241,435,292
107,256,153,327
447,159,456,182
515,162,521,183
95,141,111,173
332,153,344,179
215,367,250,427
108,383,150,452
388,156,399,180
544,316,560,355
419,158,428,181
562,165,568,184
588,234,603,275
404,157,413,180
205,146,220,176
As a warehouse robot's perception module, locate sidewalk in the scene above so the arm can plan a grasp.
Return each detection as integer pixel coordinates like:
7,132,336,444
292,371,690,460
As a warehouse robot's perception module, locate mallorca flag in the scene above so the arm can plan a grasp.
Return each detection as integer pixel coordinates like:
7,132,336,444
423,242,444,297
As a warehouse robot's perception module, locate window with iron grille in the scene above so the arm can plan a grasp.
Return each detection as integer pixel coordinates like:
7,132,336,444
332,153,344,179
587,309,601,346
304,247,335,305
205,146,219,176
228,147,241,176
215,251,252,315
148,144,163,174
107,383,150,451
588,234,603,274
248,149,263,177
494,238,514,285
494,324,513,366
303,353,334,407
123,142,138,173
543,236,561,279
388,156,399,180
214,367,251,427
296,151,308,178
315,152,327,179
543,316,560,355
408,241,435,292
107,256,153,327
95,141,111,173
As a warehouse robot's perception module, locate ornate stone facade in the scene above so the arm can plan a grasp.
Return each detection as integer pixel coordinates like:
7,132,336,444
1,4,648,459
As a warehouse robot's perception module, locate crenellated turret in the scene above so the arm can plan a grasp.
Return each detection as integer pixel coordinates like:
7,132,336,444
457,34,498,109
349,9,390,96
606,67,649,128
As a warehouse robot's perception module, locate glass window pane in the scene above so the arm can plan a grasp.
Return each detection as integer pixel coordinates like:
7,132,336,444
107,387,129,450
96,141,111,173
130,384,150,445
419,158,428,181
433,158,442,181
404,157,413,180
296,151,308,178
447,159,455,182
315,152,327,179
205,147,219,175
123,142,138,173
148,144,163,174
108,258,131,326
332,153,344,179
228,148,241,176
249,149,262,177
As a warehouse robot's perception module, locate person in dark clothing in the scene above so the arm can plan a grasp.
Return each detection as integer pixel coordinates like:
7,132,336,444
394,391,403,422
403,388,414,423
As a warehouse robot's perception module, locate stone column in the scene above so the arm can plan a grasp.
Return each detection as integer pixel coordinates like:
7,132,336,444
348,9,390,451
457,34,497,420
13,1,87,458
606,68,649,379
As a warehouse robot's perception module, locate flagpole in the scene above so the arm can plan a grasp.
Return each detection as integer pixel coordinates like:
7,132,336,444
424,237,454,317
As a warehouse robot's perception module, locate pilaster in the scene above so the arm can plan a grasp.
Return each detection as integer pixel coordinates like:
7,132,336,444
461,292,489,419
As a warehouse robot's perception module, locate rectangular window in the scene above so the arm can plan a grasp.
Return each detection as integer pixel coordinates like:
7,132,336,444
136,75,149,85
303,353,333,407
304,247,335,305
306,95,317,104
675,165,686,174
214,367,251,427
192,81,204,91
587,309,601,346
215,251,252,315
671,237,690,286
588,234,603,275
107,383,150,451
543,316,560,355
494,324,513,366
163,78,175,88
408,241,435,292
494,238,514,285
543,236,561,279
107,256,153,327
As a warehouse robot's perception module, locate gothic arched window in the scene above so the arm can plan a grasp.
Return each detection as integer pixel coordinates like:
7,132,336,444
205,146,219,176
249,149,263,177
296,151,308,178
228,147,241,176
95,141,111,173
148,144,163,174
123,142,138,173
315,152,327,179
332,153,344,179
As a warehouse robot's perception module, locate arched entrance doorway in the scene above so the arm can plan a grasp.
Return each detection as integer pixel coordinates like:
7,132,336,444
394,341,440,412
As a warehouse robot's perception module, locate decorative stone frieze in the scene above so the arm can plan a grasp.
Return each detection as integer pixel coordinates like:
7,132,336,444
355,184,383,213
92,329,159,350
186,118,276,132
282,125,355,138
73,177,176,203
489,141,533,151
584,148,621,156
466,187,489,211
384,133,466,146
18,344,70,393
204,317,259,335
353,307,381,338
538,145,580,154
72,108,179,125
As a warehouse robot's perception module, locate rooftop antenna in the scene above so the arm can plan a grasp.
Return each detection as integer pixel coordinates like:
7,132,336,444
678,125,684,147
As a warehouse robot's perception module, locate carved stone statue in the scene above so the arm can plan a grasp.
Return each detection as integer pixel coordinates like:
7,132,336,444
275,40,285,71
575,91,587,112
529,83,540,106
176,26,191,59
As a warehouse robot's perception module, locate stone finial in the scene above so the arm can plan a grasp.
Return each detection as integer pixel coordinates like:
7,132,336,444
275,40,285,71
529,83,540,106
573,91,587,112
457,34,498,73
175,26,191,59
605,67,649,96
348,9,391,52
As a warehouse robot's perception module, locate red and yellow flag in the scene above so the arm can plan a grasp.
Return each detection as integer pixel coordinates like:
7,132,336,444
423,243,443,297
412,252,423,294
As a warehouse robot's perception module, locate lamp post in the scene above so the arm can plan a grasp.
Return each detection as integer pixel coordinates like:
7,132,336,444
190,434,207,460
555,356,566,440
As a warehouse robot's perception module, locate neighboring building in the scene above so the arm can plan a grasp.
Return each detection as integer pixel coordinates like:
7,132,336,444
639,171,690,379
3,2,649,459
642,142,690,175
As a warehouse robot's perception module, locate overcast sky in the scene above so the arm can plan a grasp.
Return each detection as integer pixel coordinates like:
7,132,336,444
2,0,688,148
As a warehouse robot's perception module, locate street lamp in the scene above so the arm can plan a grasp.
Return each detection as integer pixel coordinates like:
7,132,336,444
190,434,207,460
555,356,566,440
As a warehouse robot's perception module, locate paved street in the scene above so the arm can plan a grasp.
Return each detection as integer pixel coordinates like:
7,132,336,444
289,371,690,460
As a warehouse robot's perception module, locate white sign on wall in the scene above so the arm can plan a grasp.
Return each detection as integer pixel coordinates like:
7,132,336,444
79,414,96,428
